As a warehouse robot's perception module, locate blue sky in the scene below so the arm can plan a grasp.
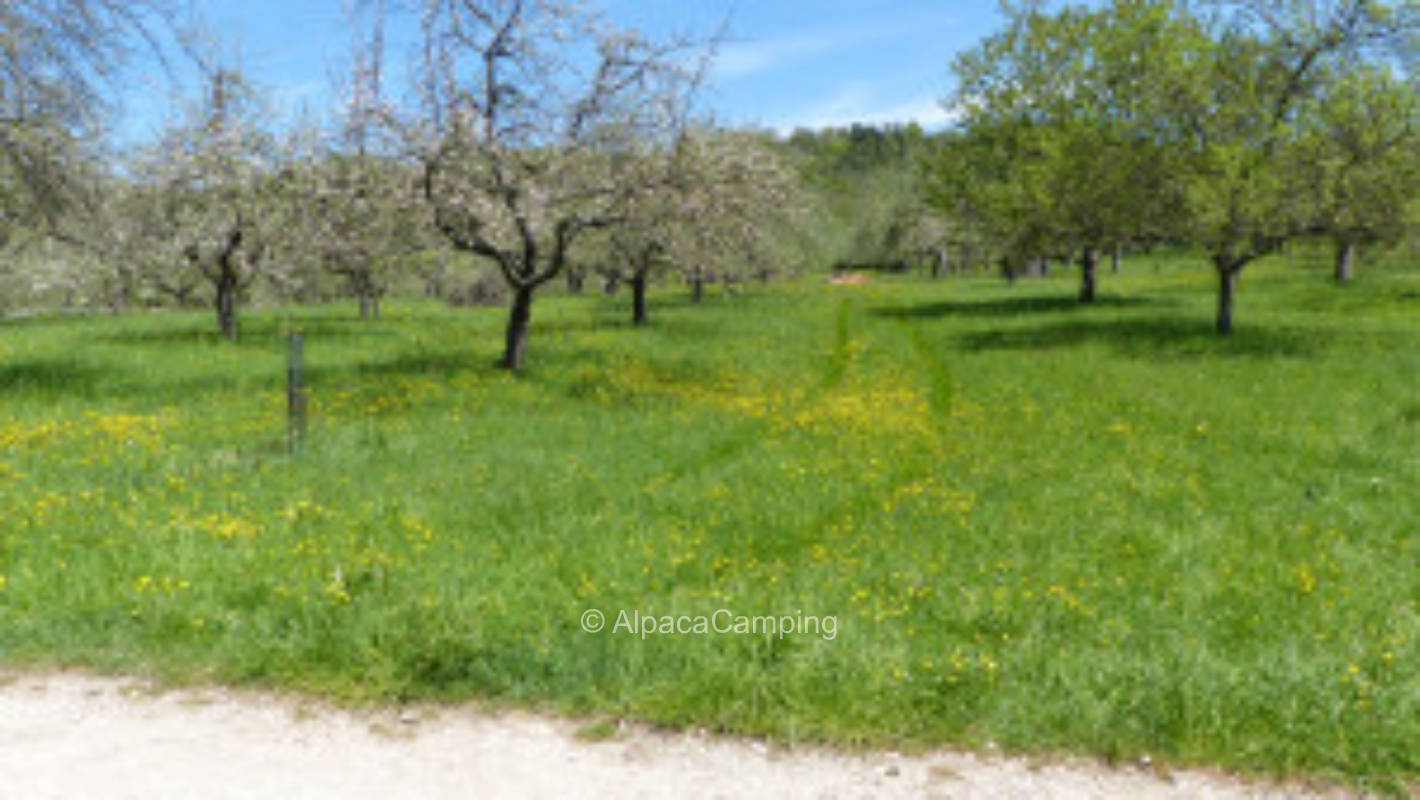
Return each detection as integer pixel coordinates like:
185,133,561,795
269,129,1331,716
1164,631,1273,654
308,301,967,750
120,1,1005,140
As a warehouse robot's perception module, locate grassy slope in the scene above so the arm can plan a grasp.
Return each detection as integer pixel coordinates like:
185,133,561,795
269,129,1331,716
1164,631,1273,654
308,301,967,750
1,253,1416,791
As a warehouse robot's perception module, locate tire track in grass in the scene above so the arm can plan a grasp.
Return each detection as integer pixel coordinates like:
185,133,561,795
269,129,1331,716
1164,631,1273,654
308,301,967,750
647,295,952,569
821,295,853,391
893,315,954,423
650,296,856,487
777,307,959,550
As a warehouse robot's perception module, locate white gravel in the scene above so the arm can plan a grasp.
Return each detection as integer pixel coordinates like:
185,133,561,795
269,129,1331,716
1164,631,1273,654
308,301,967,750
0,671,1362,799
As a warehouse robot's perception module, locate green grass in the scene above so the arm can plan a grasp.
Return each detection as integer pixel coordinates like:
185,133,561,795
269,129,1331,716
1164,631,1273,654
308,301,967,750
1,253,1417,793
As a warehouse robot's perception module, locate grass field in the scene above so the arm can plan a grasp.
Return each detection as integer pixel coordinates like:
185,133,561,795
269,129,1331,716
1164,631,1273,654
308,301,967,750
1,253,1417,793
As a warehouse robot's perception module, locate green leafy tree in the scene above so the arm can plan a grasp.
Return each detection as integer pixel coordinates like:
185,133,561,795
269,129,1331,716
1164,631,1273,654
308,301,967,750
1160,0,1411,332
947,0,1187,300
930,118,1060,282
1290,65,1419,281
925,130,1000,276
945,0,1413,329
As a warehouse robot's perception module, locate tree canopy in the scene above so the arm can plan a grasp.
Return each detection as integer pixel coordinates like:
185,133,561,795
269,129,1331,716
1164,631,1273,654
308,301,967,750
933,0,1418,331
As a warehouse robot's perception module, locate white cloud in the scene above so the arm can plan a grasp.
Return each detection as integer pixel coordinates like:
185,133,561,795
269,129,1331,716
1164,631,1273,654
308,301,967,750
713,33,842,80
711,14,951,82
771,82,958,134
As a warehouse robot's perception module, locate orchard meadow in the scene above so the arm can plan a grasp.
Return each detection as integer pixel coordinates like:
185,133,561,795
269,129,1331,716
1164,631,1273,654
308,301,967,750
2,252,1416,793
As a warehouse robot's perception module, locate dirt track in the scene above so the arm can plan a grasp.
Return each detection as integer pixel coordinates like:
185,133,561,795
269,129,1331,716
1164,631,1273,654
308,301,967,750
0,671,1356,799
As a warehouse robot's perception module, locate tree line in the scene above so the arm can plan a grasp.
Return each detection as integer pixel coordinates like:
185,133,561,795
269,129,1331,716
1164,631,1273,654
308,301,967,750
2,0,808,370
934,0,1418,333
1,0,1416,372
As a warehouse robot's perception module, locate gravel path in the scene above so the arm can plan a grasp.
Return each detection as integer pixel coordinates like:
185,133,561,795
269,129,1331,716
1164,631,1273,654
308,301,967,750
0,671,1357,799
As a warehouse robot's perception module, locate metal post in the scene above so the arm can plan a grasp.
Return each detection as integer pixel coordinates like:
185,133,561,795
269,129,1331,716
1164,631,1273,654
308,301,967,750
287,332,306,454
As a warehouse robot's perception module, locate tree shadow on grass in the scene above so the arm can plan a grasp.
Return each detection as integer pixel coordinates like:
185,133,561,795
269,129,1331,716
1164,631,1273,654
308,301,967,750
873,294,1171,320
537,309,727,338
0,359,107,399
533,343,731,408
96,317,396,348
345,350,493,379
957,317,1325,359
0,352,286,404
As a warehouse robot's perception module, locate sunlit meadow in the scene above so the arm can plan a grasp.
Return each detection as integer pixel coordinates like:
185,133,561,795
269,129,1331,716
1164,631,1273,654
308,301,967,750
1,252,1416,792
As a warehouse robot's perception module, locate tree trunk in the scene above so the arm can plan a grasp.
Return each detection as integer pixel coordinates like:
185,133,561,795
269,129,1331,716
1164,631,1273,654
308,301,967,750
631,272,648,326
209,225,244,341
216,272,238,341
501,286,533,372
691,267,704,303
359,292,372,320
603,272,620,295
566,268,585,294
1334,238,1355,283
1078,246,1098,303
1216,264,1238,336
1111,242,1122,274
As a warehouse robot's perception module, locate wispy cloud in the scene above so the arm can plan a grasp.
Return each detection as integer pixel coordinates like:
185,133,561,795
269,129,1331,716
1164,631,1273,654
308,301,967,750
712,14,950,81
771,81,957,134
713,32,843,80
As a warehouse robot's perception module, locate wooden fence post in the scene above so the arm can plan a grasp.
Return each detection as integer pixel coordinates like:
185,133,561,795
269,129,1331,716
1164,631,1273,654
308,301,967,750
287,332,306,454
